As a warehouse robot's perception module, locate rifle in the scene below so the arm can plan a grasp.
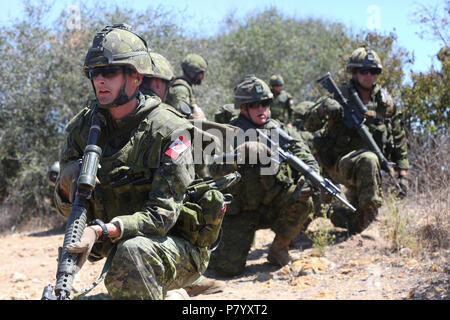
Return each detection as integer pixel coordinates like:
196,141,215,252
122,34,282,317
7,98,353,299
185,171,241,203
42,109,102,300
316,72,402,193
256,126,356,212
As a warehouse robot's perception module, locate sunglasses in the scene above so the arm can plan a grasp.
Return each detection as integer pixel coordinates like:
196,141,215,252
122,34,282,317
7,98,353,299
358,69,380,75
88,66,123,79
247,100,271,109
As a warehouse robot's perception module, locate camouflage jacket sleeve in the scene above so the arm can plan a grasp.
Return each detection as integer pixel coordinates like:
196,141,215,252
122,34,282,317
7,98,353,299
389,109,409,170
304,96,328,132
116,132,195,239
166,82,195,116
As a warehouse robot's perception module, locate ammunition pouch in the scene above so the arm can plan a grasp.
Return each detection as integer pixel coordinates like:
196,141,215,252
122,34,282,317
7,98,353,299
171,189,226,249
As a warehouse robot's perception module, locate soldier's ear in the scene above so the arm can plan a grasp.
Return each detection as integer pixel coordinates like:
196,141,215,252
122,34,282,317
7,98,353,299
133,73,144,86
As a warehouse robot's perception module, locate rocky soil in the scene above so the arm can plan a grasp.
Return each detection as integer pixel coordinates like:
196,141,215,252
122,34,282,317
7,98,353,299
0,207,448,301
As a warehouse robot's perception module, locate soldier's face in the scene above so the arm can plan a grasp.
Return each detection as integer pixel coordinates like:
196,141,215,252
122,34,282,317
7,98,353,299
271,85,282,94
242,101,270,126
91,67,141,105
149,78,168,100
354,69,377,90
194,71,204,85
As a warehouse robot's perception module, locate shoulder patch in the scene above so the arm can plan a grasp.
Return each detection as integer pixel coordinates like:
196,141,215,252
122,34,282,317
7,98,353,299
164,135,191,160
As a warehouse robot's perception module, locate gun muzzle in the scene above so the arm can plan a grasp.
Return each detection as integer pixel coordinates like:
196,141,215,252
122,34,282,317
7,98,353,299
41,284,57,300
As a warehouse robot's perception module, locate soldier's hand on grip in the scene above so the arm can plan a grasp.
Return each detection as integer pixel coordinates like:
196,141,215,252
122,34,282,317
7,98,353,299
66,226,98,271
296,175,313,201
58,160,81,203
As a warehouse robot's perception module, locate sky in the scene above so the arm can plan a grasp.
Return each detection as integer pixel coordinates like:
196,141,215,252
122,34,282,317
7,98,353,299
0,0,446,74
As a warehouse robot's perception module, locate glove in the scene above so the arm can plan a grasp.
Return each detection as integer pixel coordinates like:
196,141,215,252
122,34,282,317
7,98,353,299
66,226,98,270
296,175,313,202
58,160,81,203
236,141,272,164
321,98,343,120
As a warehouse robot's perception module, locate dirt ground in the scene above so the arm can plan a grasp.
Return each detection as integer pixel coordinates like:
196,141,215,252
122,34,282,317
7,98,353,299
0,206,448,301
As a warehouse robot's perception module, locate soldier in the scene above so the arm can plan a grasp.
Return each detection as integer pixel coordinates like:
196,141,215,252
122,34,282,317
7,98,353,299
207,75,319,277
140,51,225,297
291,101,317,151
166,53,208,120
53,24,216,299
140,51,175,101
268,74,294,125
304,46,409,234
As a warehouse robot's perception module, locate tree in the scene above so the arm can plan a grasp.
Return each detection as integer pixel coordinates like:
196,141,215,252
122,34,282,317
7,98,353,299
400,1,450,135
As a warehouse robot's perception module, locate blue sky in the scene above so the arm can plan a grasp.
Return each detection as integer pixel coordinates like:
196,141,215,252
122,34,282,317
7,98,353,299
0,0,446,74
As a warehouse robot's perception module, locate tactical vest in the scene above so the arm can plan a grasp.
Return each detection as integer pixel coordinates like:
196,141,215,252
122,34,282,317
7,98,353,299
73,100,224,257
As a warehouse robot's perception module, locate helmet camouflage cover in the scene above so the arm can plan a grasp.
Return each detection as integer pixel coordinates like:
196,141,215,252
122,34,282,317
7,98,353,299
84,23,153,76
269,74,284,87
293,101,315,119
181,54,208,75
346,46,383,73
149,52,175,81
234,75,273,108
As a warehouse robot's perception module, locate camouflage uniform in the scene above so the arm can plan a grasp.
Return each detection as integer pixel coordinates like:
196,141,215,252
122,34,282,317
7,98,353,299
54,25,210,299
214,103,238,124
166,54,208,119
291,101,318,151
269,75,294,124
304,47,409,234
208,76,319,276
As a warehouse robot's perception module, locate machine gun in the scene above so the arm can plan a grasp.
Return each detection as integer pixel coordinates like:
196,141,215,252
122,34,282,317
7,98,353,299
256,126,356,212
316,72,402,193
42,109,102,300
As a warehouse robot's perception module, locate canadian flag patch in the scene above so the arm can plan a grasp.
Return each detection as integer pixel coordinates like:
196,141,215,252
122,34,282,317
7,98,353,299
164,135,191,160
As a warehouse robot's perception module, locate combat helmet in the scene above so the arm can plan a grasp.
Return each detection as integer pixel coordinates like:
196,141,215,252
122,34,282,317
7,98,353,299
149,52,175,82
83,23,153,108
234,75,273,108
269,74,284,87
84,23,153,76
181,54,208,83
346,46,383,74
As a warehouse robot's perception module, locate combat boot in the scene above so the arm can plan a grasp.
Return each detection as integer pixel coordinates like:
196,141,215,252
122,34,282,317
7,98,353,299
267,234,293,266
184,277,224,297
165,288,190,300
329,205,378,235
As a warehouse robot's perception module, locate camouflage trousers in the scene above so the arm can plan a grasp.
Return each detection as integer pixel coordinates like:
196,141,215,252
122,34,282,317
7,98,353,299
326,149,383,233
208,189,313,277
104,234,209,300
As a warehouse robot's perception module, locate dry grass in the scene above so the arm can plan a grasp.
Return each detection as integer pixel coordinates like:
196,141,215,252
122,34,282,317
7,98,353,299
383,132,449,256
